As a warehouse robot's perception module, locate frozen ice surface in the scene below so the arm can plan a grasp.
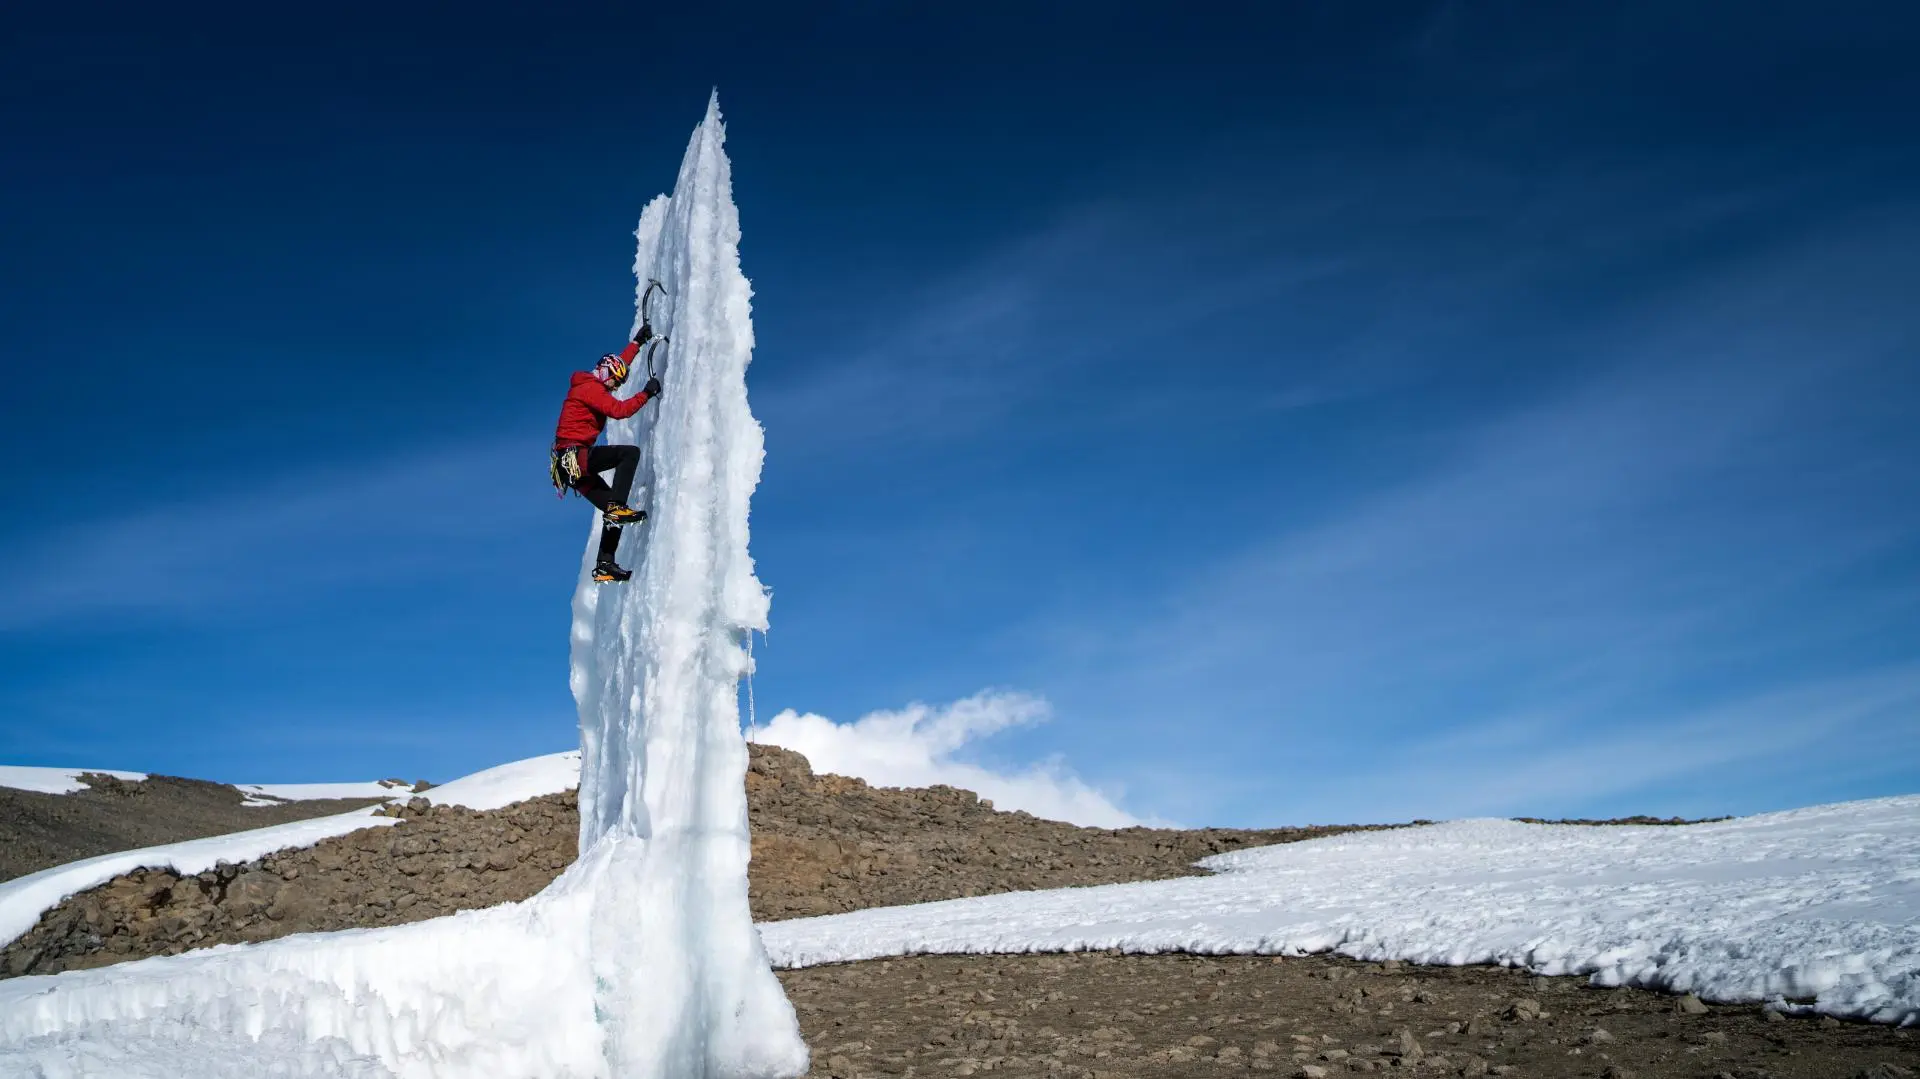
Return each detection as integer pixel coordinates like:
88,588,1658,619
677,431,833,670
761,794,1920,1025
559,89,807,1079
0,766,146,795
0,96,805,1078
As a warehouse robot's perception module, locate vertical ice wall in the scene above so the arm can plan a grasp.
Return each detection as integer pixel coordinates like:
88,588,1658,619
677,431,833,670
565,94,809,1079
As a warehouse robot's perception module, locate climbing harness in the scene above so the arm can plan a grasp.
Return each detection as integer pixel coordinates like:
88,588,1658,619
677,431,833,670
549,444,586,498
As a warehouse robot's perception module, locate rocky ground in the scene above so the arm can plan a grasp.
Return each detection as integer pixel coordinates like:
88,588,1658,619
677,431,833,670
0,773,393,883
4,748,1911,1077
782,953,1915,1079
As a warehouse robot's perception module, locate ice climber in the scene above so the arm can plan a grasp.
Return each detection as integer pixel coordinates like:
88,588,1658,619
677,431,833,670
551,331,663,583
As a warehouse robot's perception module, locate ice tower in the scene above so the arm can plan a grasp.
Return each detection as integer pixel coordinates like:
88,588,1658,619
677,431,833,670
565,94,809,1077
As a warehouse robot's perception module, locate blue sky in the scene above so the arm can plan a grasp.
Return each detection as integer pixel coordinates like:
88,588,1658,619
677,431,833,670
2,2,1916,826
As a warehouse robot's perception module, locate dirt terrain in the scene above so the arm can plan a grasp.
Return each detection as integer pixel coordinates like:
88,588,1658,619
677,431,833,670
782,953,1915,1079
0,773,392,882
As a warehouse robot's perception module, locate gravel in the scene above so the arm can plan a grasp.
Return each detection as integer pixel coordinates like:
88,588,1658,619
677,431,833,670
780,953,1917,1078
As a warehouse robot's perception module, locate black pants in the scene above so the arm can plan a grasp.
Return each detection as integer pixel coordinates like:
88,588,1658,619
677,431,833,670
570,445,639,512
568,445,639,564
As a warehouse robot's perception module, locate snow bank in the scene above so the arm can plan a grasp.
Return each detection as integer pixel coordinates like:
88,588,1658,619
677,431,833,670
761,794,1920,1025
0,882,604,1079
0,809,396,950
417,750,579,811
0,766,146,795
0,97,805,1078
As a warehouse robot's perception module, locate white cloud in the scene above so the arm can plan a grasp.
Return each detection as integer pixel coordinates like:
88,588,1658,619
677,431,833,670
755,691,1146,828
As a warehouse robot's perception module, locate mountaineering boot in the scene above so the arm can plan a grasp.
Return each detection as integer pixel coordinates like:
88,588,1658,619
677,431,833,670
603,504,647,526
592,561,632,584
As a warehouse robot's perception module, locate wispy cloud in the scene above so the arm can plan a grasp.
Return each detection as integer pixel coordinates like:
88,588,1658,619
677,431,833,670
1017,212,1920,823
0,437,548,630
754,691,1151,828
1302,665,1920,822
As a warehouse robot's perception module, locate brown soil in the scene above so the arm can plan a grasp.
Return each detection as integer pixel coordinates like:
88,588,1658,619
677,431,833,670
0,773,390,883
781,953,1916,1078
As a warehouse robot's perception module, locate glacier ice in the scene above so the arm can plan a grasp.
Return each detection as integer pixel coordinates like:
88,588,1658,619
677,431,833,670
0,95,808,1079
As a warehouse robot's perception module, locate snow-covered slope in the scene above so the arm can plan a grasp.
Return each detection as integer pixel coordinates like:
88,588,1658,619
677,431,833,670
0,766,146,795
416,750,580,812
0,98,802,1079
761,794,1920,1026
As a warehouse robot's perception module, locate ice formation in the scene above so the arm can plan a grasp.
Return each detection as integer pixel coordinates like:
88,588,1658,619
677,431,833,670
0,96,807,1079
563,89,808,1077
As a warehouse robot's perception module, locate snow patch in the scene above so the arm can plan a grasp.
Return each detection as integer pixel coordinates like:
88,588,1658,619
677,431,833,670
760,794,1920,1026
417,750,579,812
0,766,147,795
237,779,416,806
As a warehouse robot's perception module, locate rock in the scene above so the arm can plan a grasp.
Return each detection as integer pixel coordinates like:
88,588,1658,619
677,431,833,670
1296,1067,1328,1079
1763,1007,1786,1023
1388,1029,1422,1061
1503,999,1543,1022
1675,994,1710,1015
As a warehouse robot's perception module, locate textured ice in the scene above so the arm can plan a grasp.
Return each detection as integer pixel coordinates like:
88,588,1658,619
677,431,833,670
761,794,1920,1025
0,96,806,1078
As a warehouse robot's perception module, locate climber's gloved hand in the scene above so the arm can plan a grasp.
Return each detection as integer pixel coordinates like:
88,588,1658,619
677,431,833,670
643,376,663,400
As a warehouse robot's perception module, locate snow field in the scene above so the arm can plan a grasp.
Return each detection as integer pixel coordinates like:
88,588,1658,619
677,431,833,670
759,794,1920,1026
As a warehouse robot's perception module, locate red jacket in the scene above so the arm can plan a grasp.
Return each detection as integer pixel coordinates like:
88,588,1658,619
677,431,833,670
553,344,653,449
